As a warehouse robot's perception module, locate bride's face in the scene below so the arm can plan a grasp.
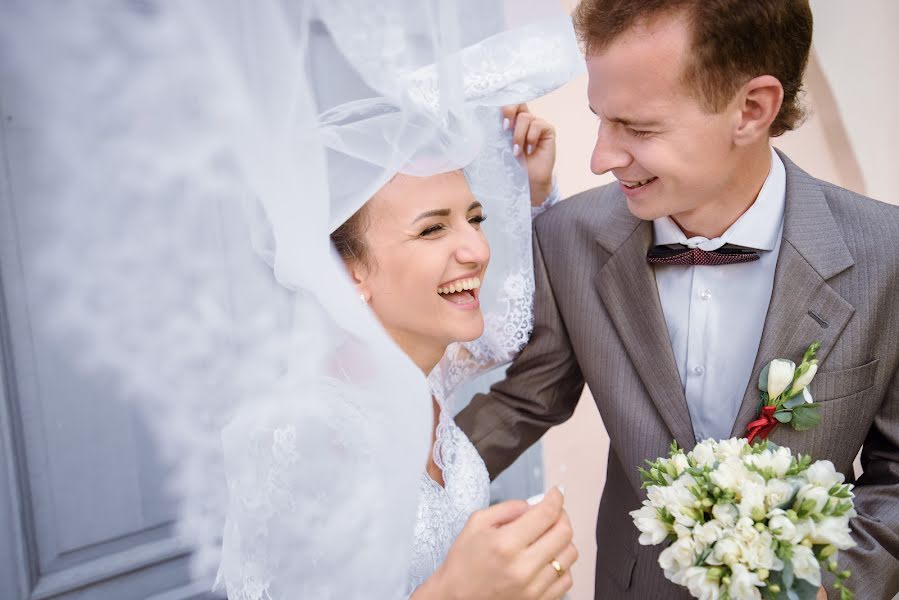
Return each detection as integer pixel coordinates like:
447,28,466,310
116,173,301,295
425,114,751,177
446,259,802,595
351,171,489,370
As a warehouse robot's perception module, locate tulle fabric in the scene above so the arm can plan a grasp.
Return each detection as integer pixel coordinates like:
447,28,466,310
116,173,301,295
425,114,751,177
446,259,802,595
0,1,582,598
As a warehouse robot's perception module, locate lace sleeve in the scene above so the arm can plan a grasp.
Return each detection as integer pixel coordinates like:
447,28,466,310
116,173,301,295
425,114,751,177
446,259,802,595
531,176,561,219
216,379,422,600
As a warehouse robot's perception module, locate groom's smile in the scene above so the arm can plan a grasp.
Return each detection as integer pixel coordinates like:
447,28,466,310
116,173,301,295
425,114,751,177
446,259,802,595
618,176,659,197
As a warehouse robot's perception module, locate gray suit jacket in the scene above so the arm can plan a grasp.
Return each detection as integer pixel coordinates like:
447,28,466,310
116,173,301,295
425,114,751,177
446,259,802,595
456,152,899,599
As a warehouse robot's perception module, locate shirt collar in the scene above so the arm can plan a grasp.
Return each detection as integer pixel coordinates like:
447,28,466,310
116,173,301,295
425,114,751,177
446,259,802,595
652,147,786,252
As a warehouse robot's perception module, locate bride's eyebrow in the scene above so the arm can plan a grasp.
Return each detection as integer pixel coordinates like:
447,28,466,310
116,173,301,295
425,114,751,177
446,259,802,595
412,208,450,223
412,201,482,223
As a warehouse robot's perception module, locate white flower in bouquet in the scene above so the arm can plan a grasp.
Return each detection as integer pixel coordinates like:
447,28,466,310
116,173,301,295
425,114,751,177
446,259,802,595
631,504,669,545
691,440,718,468
659,536,700,579
767,509,799,543
709,535,743,567
737,479,767,521
796,483,832,513
792,544,822,587
693,520,726,547
764,478,797,511
709,455,756,491
683,566,720,600
671,451,691,476
742,530,783,572
745,444,793,479
810,516,855,549
712,502,739,527
714,437,750,461
631,439,858,600
805,460,845,489
648,476,702,527
729,564,765,600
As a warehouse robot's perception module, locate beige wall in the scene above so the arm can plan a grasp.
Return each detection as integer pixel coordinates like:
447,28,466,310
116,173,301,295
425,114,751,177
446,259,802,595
529,3,899,598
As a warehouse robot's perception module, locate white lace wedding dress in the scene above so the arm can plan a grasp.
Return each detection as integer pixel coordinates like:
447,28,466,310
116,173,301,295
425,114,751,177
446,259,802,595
405,412,491,594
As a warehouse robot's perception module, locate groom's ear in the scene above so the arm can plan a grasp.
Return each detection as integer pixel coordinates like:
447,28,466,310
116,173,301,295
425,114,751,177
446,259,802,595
732,75,784,145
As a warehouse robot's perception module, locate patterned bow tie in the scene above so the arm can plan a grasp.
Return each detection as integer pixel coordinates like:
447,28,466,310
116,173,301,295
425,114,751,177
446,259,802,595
647,243,760,266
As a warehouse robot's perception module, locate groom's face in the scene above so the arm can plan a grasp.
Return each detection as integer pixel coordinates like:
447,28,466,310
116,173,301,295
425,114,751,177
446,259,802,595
585,13,742,222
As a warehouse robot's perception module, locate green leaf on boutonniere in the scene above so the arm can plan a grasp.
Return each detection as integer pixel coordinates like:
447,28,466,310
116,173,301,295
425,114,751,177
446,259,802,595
790,403,821,431
774,410,793,423
783,394,807,409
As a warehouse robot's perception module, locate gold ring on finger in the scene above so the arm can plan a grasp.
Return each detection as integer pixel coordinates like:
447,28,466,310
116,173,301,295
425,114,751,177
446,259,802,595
550,559,565,577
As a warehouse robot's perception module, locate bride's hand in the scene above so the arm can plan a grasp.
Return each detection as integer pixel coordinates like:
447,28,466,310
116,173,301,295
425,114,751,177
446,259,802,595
502,104,556,208
413,487,578,600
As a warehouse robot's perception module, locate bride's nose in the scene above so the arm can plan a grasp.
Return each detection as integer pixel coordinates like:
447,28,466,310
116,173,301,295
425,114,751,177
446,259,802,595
454,227,490,267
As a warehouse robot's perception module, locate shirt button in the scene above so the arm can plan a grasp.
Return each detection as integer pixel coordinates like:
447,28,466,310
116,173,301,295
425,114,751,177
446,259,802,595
694,365,705,376
699,289,712,301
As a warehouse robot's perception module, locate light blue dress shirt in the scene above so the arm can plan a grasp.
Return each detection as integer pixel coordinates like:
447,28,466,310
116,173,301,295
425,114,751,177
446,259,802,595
652,148,786,441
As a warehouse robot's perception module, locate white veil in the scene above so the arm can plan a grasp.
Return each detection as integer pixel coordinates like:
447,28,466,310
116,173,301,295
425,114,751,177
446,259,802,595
0,1,582,598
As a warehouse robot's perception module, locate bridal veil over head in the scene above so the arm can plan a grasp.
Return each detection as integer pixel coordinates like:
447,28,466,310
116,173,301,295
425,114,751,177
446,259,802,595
0,0,581,597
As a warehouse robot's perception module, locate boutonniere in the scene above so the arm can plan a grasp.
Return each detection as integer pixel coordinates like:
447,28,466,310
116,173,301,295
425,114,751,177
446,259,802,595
747,342,822,443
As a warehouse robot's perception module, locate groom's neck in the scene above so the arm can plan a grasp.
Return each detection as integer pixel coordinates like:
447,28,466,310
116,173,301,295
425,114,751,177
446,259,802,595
672,142,774,240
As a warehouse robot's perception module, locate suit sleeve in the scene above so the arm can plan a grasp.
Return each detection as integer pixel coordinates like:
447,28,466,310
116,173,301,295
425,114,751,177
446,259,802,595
455,222,585,480
835,364,899,599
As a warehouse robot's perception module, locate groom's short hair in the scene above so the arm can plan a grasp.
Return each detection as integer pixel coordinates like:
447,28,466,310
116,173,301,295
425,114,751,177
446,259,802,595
573,0,813,137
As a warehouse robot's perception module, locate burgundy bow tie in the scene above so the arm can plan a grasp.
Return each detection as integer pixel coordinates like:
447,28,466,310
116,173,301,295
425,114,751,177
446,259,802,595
647,243,760,266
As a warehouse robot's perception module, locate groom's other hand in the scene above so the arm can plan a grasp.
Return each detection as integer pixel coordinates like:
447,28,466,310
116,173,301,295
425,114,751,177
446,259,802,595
420,487,577,600
502,104,556,207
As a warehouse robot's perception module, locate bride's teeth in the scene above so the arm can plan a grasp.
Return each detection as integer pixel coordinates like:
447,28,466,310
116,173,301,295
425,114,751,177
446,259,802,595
437,276,482,294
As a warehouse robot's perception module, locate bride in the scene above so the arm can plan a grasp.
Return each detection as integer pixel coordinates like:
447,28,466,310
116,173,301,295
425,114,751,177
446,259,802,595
218,101,578,599
2,0,584,598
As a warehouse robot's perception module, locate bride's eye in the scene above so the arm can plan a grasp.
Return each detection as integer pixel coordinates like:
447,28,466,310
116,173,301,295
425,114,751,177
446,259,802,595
469,214,487,227
419,224,445,237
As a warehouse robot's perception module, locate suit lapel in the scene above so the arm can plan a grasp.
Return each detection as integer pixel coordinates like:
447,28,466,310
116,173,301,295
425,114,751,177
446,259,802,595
729,152,856,436
595,214,696,450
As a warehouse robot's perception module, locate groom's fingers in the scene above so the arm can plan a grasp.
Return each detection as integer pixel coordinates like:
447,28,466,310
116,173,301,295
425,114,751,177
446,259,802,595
502,487,564,548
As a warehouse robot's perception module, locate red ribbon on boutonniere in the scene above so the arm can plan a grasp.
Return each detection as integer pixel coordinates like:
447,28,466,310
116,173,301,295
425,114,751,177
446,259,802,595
746,341,823,444
746,405,778,443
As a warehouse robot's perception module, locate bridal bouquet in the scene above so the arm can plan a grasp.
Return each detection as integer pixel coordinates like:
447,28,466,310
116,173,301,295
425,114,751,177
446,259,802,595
631,438,856,600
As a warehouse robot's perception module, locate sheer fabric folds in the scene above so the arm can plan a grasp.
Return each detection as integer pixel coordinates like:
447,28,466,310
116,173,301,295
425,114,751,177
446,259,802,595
0,1,581,598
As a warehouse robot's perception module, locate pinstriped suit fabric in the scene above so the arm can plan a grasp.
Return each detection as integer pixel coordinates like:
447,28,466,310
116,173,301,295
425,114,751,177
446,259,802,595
456,151,899,599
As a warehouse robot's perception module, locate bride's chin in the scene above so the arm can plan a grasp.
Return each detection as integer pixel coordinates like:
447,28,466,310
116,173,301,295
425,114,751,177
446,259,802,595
451,317,485,343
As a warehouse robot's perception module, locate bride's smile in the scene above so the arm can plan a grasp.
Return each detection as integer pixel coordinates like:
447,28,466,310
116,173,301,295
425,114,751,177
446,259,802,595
437,274,481,308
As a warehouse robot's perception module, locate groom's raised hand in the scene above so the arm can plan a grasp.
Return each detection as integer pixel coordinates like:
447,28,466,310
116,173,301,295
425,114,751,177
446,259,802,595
502,104,556,207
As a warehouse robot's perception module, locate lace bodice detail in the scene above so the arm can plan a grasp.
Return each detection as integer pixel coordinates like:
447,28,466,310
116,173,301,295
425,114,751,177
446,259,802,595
405,417,490,595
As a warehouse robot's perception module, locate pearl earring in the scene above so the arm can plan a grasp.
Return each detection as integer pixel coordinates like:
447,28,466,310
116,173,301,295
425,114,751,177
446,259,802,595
359,293,367,304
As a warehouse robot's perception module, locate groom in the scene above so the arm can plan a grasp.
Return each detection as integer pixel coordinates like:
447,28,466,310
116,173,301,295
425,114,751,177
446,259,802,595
456,1,899,598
